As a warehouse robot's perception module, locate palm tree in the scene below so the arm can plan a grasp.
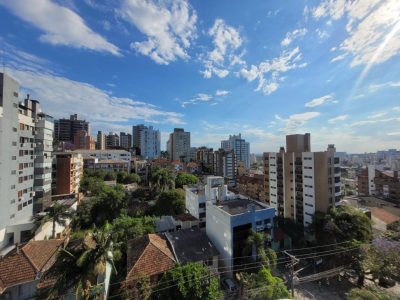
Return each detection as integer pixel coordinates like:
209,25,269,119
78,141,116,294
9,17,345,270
244,230,276,269
33,202,73,239
149,168,175,194
46,224,117,300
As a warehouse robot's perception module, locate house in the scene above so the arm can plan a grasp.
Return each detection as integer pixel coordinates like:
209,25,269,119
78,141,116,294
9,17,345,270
125,234,176,288
0,239,64,300
165,228,219,273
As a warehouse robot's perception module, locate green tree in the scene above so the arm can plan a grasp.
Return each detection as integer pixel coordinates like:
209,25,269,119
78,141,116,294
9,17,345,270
117,171,129,184
244,230,276,269
347,285,400,300
46,225,117,300
33,202,72,239
150,168,175,194
153,263,222,300
239,267,290,300
123,173,141,184
79,176,106,196
104,172,116,181
175,173,198,188
72,199,95,231
90,185,128,226
154,189,185,215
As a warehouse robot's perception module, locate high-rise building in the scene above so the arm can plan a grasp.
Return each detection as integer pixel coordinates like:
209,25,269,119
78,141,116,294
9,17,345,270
132,124,146,150
32,102,54,213
139,126,161,159
96,131,106,150
167,128,191,162
73,130,96,150
221,134,250,170
120,132,132,149
54,114,90,143
196,147,214,172
106,132,120,149
0,73,51,249
263,133,341,227
52,152,83,196
213,149,236,185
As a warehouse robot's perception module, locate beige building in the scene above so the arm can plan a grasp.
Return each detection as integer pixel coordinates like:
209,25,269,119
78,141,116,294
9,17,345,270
167,128,190,162
96,131,106,150
263,134,341,227
52,152,83,196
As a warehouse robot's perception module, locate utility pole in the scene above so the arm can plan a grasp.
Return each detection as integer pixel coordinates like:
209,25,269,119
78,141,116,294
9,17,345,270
284,250,299,298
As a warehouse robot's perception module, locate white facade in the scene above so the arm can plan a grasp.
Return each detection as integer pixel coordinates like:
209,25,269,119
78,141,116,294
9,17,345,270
140,126,161,159
302,152,315,226
368,164,376,195
0,73,37,250
75,149,131,172
206,199,275,276
168,128,191,162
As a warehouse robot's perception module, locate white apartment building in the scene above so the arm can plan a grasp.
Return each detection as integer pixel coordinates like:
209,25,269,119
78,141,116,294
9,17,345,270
263,134,341,227
74,149,131,173
0,73,38,250
167,128,190,162
139,126,161,159
221,134,250,170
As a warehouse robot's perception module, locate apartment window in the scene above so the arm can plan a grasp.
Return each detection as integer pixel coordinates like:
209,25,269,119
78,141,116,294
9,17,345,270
304,157,312,160
256,221,262,226
199,212,206,218
18,204,22,211
28,200,32,205
305,185,313,188
10,199,15,204
305,203,314,207
10,214,15,219
12,141,17,146
18,190,23,197
23,202,27,207
305,175,313,179
304,166,312,170
199,203,206,208
11,170,16,175
11,185,15,190
12,156,17,160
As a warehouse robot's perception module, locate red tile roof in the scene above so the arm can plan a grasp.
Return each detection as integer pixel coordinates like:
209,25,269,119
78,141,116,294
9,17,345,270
0,239,64,294
126,234,176,284
370,207,400,224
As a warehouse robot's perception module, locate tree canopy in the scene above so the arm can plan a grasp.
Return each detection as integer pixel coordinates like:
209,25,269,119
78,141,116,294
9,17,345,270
153,263,222,300
175,173,198,188
149,168,175,194
154,189,185,216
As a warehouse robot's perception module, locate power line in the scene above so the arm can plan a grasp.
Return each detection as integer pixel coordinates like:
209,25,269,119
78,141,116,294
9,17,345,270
106,245,361,299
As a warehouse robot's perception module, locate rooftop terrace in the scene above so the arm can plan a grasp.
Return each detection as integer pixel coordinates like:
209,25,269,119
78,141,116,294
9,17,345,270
217,198,269,215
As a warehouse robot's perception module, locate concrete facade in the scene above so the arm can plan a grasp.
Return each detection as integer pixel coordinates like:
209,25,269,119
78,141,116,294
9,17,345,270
167,128,190,162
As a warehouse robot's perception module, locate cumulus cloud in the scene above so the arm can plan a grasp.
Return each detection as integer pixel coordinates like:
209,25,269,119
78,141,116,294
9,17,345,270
119,0,197,64
281,28,307,46
328,114,349,123
305,94,338,107
312,0,400,67
201,19,244,78
239,47,307,95
0,0,120,55
4,42,184,128
215,90,230,96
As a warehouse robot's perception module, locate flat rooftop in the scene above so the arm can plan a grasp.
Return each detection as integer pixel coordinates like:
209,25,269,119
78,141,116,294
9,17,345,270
217,198,268,215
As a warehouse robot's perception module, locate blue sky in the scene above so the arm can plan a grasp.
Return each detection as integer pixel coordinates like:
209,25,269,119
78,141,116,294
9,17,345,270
0,0,399,153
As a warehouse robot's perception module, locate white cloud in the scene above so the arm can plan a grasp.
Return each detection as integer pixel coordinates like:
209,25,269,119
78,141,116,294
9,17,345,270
181,89,231,107
305,94,338,107
328,114,349,123
369,81,400,92
4,43,184,129
387,132,400,136
331,54,347,62
349,117,400,127
394,106,400,112
119,0,197,64
201,19,244,78
281,28,307,46
312,0,400,67
368,112,387,119
316,28,328,39
215,90,230,97
0,0,120,55
239,47,307,95
276,112,321,132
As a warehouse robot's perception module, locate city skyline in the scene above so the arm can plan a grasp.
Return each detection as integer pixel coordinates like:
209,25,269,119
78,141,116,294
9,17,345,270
0,0,399,153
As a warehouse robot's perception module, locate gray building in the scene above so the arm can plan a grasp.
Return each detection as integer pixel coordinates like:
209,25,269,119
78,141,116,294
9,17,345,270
221,134,250,170
106,132,119,149
54,114,90,143
96,131,106,150
120,132,132,149
132,124,146,150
